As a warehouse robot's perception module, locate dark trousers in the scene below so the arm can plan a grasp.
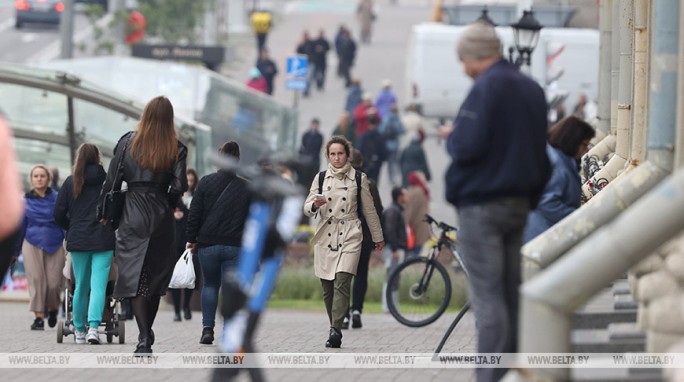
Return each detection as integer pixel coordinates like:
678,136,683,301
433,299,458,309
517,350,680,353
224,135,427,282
264,78,274,95
350,238,374,313
338,60,352,87
256,33,267,54
457,198,529,382
313,63,327,90
320,272,353,330
198,245,240,328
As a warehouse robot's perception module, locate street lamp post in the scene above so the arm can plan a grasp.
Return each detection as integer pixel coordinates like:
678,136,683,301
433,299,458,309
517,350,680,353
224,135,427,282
476,6,497,27
510,9,543,71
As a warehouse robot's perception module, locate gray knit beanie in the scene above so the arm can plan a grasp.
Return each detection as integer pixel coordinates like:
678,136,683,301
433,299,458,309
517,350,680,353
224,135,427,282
457,21,503,60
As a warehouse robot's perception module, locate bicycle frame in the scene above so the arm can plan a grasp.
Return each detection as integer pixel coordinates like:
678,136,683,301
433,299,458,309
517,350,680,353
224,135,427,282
423,216,472,357
426,217,468,279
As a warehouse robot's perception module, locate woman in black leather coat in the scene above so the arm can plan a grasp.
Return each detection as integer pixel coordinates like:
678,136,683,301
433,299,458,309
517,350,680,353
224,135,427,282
98,96,188,355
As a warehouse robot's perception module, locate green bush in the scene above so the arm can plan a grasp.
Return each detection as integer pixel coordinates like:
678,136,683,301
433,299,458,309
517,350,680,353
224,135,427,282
272,264,468,311
271,266,322,301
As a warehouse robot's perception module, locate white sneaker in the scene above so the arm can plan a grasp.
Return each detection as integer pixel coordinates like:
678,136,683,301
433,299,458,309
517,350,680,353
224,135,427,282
75,330,86,344
87,328,100,344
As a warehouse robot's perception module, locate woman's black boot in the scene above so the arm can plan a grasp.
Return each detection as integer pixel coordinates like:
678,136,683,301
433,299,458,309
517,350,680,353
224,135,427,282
134,338,153,355
325,327,342,348
131,296,153,355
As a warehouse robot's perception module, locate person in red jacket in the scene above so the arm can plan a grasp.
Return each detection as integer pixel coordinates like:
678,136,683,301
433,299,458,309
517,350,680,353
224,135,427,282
246,68,268,94
352,93,379,140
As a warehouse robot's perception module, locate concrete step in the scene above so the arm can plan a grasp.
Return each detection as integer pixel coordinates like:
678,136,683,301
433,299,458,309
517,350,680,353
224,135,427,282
572,367,663,382
573,309,638,330
573,285,638,329
614,294,639,310
608,322,645,342
612,279,631,296
572,329,645,353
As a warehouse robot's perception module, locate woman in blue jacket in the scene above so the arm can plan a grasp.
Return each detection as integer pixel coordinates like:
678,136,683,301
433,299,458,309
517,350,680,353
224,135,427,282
524,116,595,242
54,144,115,344
17,164,65,330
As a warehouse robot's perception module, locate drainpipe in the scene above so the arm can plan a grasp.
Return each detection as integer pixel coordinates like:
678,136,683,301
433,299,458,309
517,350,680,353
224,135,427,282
597,0,613,137
676,2,684,169
630,0,650,164
518,2,679,380
581,0,616,182
523,160,667,279
522,0,675,280
647,0,678,172
610,0,620,137
615,0,634,160
582,0,632,198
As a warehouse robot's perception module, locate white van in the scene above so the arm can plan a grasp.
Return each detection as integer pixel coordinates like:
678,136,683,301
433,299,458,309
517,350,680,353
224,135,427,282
405,22,599,120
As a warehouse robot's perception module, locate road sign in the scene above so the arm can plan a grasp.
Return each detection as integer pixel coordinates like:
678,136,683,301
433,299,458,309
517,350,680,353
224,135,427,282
286,55,308,78
286,55,308,106
286,79,307,90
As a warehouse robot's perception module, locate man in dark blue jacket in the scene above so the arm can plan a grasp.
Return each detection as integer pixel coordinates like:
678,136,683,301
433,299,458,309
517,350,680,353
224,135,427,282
443,21,550,382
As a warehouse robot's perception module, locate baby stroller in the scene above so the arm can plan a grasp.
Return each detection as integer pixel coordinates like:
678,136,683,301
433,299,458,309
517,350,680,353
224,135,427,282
57,253,125,344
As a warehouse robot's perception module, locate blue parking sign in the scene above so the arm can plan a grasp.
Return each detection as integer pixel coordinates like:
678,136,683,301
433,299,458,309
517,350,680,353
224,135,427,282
286,56,308,78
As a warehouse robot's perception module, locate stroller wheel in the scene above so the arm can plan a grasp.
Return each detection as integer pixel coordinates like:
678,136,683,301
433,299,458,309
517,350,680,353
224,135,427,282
118,320,125,344
56,320,64,343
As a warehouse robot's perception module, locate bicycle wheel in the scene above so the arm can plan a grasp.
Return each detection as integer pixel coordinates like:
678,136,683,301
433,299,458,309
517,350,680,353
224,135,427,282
386,257,452,327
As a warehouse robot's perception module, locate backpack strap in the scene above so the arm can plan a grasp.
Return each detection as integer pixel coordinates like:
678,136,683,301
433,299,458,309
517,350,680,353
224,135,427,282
355,170,363,220
318,170,326,194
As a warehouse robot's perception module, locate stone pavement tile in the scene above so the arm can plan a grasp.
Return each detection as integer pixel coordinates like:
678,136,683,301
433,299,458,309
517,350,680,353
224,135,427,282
1,300,476,382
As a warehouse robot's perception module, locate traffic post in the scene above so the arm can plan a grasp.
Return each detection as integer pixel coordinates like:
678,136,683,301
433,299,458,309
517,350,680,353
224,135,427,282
286,55,308,109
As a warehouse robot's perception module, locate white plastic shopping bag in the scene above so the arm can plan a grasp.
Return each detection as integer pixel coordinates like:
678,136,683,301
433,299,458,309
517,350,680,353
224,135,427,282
169,249,195,289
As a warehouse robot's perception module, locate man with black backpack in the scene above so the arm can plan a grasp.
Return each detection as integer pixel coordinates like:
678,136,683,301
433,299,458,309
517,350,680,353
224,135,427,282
378,104,405,186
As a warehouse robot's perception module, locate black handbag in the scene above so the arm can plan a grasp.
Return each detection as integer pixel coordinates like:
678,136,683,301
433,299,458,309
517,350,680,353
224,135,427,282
102,135,131,229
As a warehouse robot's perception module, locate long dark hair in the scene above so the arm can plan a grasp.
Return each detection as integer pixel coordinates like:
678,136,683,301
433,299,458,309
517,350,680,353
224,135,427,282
131,96,178,173
72,143,100,198
186,168,199,194
547,116,596,157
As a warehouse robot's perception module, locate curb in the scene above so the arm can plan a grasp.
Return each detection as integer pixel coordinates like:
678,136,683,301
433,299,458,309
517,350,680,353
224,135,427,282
0,291,30,303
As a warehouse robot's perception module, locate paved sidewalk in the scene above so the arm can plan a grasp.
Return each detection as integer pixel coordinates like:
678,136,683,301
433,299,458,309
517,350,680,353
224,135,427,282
0,300,476,382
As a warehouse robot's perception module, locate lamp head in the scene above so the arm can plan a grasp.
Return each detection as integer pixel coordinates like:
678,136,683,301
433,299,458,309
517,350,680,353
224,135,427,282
511,9,542,55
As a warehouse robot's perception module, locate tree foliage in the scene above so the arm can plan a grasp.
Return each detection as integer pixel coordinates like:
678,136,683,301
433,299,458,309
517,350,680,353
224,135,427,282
136,0,212,44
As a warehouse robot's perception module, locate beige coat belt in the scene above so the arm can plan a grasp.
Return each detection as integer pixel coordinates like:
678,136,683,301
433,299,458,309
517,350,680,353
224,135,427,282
313,213,358,251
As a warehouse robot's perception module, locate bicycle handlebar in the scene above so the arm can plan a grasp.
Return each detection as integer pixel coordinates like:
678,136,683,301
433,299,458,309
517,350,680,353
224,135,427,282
424,214,457,232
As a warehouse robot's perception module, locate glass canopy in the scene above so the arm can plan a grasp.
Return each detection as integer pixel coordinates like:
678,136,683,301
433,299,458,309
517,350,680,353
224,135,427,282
0,58,298,188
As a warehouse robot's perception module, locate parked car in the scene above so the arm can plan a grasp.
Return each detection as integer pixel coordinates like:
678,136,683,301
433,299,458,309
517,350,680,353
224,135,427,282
15,0,64,29
75,0,108,12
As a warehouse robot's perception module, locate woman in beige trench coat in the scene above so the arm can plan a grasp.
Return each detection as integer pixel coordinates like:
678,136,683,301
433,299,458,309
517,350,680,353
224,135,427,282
304,136,384,348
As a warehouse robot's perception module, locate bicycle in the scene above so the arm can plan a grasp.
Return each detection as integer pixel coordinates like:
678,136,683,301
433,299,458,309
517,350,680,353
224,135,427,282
385,214,468,328
207,154,305,382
